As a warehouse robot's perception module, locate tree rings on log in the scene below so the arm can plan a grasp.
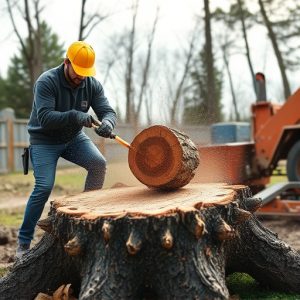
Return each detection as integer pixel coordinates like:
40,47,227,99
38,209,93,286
128,125,200,189
53,183,236,218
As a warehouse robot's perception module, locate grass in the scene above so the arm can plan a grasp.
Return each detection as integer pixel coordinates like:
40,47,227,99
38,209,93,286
0,209,24,226
0,160,141,197
270,164,288,185
0,268,7,277
54,160,141,190
227,273,300,300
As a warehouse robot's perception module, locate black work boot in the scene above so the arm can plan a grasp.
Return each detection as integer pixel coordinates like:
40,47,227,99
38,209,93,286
16,243,30,259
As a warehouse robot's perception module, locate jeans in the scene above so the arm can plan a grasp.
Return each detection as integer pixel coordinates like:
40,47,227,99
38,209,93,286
18,131,106,244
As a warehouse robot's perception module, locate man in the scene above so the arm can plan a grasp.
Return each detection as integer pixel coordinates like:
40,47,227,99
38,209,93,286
16,41,116,258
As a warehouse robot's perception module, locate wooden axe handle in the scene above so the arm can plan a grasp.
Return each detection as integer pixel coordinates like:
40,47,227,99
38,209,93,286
113,135,131,149
91,120,131,149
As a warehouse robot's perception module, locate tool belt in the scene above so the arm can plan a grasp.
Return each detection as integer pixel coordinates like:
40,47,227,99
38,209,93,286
22,147,29,175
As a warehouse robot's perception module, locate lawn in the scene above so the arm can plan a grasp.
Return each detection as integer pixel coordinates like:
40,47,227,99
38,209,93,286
270,163,288,185
0,209,24,226
0,160,141,197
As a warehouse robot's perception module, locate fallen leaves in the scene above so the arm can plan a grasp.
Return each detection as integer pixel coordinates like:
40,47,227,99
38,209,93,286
34,284,77,300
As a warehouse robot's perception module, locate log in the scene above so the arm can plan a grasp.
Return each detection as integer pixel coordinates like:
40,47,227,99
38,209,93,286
128,125,200,189
1,183,300,300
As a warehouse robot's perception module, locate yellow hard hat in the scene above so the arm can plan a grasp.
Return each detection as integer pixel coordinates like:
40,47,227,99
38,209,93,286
66,41,96,77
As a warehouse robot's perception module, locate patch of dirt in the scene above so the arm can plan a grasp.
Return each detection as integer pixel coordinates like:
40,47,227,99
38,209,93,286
260,218,300,251
0,225,45,269
0,194,51,269
0,182,31,196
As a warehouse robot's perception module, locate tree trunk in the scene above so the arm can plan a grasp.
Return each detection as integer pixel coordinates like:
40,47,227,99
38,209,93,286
170,25,197,126
134,6,159,126
221,44,240,121
1,183,300,299
237,0,256,97
128,125,199,189
204,0,218,123
125,0,139,124
258,0,291,100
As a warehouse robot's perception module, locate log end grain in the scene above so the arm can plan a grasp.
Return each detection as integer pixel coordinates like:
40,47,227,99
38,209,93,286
128,125,200,189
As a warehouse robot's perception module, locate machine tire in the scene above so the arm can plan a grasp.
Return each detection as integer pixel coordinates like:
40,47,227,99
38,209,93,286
287,141,300,181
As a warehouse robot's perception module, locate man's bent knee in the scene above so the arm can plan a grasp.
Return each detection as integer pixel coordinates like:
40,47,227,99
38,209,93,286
32,183,53,199
88,155,106,171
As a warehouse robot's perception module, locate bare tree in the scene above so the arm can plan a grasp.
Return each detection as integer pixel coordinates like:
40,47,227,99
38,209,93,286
134,5,160,125
169,24,198,126
98,0,156,125
221,40,240,121
258,0,291,99
237,0,256,96
212,1,257,105
78,0,111,40
124,0,139,124
204,0,219,123
144,88,154,125
6,0,44,92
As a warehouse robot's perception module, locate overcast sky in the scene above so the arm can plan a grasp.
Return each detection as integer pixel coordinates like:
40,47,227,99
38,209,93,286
0,0,204,74
0,0,298,120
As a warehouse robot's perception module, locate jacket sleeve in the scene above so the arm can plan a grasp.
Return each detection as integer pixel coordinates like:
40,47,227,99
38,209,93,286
34,80,79,129
91,81,117,128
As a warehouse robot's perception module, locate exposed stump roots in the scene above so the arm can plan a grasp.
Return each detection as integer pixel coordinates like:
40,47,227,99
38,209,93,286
1,184,300,300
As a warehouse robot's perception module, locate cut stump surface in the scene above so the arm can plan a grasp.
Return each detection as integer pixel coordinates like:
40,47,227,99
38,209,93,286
1,183,300,300
54,183,235,218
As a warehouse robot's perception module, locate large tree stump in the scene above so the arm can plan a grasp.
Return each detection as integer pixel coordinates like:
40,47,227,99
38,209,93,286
128,125,199,189
1,183,300,300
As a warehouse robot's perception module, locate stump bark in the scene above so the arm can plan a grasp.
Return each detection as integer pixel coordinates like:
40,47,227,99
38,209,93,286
128,125,200,189
1,183,300,300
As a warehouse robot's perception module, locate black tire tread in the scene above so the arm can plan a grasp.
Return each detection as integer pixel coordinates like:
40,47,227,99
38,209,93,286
287,140,300,181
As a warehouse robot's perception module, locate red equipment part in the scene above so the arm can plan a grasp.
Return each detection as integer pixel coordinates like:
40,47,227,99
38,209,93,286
254,182,300,217
193,73,300,216
194,73,300,194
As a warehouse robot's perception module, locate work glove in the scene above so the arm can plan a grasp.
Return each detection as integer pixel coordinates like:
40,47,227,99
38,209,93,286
94,120,113,138
75,111,95,128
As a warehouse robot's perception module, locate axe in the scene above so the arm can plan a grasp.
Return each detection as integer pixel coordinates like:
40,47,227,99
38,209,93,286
91,119,131,149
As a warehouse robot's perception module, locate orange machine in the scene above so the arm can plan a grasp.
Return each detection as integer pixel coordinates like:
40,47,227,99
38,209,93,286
193,73,300,216
254,182,300,217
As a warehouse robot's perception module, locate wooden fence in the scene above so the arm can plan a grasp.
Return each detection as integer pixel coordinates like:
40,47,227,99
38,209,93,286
0,108,210,174
0,110,30,173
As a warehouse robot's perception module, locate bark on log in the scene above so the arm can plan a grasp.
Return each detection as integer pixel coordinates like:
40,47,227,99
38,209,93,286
128,125,200,189
1,183,300,300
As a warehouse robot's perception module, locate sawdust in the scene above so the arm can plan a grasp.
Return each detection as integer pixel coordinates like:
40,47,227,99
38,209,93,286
0,225,45,269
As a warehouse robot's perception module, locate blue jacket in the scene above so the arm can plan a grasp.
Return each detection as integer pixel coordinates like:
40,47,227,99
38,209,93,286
28,64,116,144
